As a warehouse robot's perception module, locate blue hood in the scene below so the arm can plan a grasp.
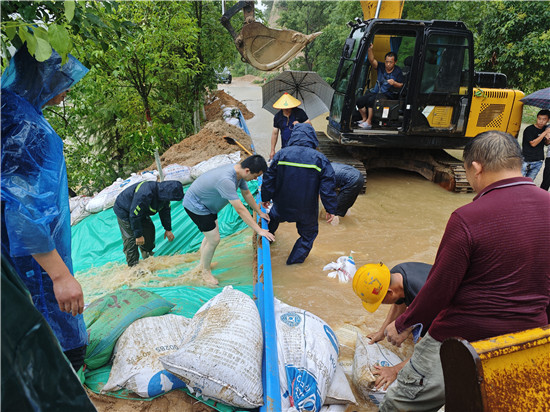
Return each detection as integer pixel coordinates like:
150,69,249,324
287,123,319,149
1,46,88,111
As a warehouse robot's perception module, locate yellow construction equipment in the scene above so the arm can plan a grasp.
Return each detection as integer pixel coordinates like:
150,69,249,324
440,325,550,411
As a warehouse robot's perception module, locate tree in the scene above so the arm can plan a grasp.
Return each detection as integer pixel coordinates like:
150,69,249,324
276,1,361,80
1,1,134,68
46,1,236,195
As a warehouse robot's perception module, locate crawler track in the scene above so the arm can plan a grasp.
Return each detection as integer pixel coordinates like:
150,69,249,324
316,131,473,193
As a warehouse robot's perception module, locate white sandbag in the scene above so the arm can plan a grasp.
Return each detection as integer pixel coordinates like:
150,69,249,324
275,298,339,412
352,334,402,406
190,151,241,180
160,286,263,408
162,164,193,185
325,363,356,405
85,172,158,213
322,255,356,283
70,195,91,226
102,314,190,397
225,117,240,127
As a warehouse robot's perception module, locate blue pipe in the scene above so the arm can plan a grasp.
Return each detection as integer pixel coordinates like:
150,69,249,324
255,177,282,412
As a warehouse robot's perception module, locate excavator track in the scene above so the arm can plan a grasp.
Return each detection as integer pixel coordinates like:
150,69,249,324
316,131,473,193
316,132,368,193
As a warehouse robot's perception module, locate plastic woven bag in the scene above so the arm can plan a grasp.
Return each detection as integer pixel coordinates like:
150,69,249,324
323,255,356,283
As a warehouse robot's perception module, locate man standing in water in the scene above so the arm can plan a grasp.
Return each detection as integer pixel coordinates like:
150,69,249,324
262,123,337,265
381,131,550,411
183,155,274,285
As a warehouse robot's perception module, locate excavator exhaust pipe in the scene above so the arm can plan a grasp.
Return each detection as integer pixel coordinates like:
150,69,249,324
221,1,321,71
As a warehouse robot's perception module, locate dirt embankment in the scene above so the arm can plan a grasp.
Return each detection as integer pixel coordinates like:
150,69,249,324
145,90,255,171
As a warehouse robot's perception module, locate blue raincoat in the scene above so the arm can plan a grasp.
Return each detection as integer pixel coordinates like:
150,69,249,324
1,47,89,352
261,123,337,264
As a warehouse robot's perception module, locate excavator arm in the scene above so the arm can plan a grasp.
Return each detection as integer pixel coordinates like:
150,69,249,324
220,1,321,71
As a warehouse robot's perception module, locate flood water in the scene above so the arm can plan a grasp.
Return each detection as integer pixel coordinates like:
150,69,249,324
221,79,473,411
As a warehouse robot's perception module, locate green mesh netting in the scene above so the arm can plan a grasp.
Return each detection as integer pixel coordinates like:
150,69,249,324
72,181,257,272
74,181,259,411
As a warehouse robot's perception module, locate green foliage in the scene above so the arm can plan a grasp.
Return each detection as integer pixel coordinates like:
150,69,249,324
45,1,235,195
403,0,550,93
1,1,134,68
277,1,361,82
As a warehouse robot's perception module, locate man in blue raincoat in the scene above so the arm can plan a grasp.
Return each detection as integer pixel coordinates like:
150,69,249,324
1,46,89,371
261,123,338,264
113,180,184,267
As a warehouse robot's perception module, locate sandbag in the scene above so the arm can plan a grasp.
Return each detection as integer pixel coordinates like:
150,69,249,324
69,195,91,226
322,255,356,283
102,314,190,397
85,171,158,213
84,288,175,370
352,334,402,406
190,151,241,180
162,163,193,185
275,298,339,412
325,363,356,405
161,286,263,408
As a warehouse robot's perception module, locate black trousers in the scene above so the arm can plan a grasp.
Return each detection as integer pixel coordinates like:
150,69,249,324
117,217,155,266
541,158,550,191
336,176,364,216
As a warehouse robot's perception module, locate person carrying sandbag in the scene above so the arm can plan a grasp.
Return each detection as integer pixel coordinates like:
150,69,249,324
113,180,183,267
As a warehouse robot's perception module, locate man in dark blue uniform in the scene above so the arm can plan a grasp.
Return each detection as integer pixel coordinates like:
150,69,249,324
332,162,365,219
261,123,337,264
113,180,183,267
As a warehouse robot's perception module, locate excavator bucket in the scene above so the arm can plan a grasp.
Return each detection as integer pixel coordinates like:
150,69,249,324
221,1,321,72
237,22,321,71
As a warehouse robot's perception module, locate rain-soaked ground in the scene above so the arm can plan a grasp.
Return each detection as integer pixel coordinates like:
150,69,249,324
220,79,475,410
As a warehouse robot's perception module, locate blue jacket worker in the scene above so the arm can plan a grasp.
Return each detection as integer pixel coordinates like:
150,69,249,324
262,123,338,265
332,162,365,217
1,46,89,371
113,180,184,267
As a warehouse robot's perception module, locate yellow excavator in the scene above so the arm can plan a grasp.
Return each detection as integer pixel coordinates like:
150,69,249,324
222,0,525,192
322,0,525,192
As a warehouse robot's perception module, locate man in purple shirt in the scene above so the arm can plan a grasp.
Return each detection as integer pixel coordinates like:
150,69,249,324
381,131,550,412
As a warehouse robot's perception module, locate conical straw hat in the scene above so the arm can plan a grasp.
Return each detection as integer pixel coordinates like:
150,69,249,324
272,92,302,109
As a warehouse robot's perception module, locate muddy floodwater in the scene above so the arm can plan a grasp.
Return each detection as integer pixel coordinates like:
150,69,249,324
221,79,473,410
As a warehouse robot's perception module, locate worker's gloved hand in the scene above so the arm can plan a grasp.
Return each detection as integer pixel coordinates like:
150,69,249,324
135,236,145,246
164,230,175,242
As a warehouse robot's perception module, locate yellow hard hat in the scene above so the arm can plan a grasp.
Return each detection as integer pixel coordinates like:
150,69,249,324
272,92,301,109
352,263,390,313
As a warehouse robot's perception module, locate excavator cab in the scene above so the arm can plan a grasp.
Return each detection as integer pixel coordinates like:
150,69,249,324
221,1,321,71
329,19,475,149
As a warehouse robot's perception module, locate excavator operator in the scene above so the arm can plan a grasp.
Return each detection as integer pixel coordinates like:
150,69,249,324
356,43,404,130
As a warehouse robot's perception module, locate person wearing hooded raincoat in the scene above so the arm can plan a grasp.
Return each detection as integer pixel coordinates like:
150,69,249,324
332,162,365,217
113,180,184,267
261,123,338,264
1,46,89,370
